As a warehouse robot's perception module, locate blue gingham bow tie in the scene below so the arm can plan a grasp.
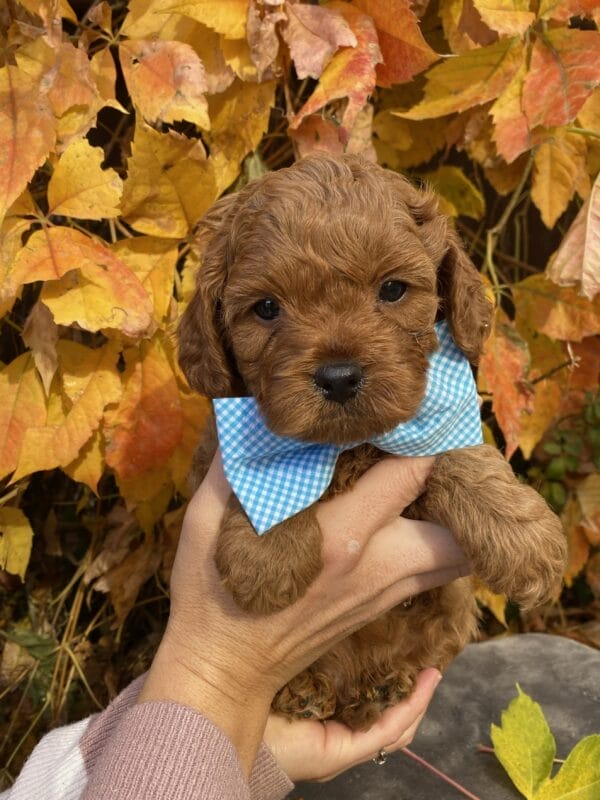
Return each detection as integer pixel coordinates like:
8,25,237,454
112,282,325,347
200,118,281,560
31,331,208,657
214,322,483,534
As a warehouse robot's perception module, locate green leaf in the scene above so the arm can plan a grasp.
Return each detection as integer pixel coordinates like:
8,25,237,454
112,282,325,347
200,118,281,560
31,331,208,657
491,686,556,799
536,735,600,799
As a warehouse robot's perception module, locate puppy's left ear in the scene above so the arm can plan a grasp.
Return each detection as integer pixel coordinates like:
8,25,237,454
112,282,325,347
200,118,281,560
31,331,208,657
437,226,493,364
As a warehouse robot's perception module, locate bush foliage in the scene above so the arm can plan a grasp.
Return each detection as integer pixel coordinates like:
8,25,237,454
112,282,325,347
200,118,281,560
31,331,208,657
1,0,600,784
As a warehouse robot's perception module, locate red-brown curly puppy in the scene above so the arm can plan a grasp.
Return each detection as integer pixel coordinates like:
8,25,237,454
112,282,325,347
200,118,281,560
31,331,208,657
178,154,566,730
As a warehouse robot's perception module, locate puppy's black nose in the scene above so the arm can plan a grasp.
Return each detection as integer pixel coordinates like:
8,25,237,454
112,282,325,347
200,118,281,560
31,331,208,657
313,361,364,404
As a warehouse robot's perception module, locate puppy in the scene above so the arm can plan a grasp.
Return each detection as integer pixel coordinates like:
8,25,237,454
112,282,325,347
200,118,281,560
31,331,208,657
178,154,566,730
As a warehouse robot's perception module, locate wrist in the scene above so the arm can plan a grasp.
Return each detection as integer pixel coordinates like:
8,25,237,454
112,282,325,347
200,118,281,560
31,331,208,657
139,632,273,775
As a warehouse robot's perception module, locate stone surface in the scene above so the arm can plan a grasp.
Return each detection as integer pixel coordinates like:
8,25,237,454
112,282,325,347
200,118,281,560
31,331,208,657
292,634,600,800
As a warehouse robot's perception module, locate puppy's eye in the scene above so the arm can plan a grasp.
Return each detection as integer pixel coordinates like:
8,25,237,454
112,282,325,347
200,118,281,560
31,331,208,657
253,298,280,320
379,280,407,302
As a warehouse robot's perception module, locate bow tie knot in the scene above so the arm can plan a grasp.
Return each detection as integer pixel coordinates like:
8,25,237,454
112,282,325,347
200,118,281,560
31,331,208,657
214,322,483,534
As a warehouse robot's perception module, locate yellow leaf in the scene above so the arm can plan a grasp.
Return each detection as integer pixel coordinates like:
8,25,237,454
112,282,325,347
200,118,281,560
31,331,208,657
397,37,524,120
64,427,105,493
104,335,183,483
12,227,154,336
421,165,485,219
561,498,590,587
373,110,446,169
472,0,534,36
0,507,34,580
121,121,218,237
113,237,178,327
519,379,562,459
13,341,122,480
221,37,259,81
208,79,275,193
159,0,249,39
119,39,209,129
22,301,59,395
0,353,47,480
532,132,589,229
0,65,55,224
473,577,507,626
168,390,210,493
491,686,556,800
47,138,123,220
536,735,600,799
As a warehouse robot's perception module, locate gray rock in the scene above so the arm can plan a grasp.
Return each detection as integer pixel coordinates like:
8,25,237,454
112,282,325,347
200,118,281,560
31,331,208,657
292,634,600,800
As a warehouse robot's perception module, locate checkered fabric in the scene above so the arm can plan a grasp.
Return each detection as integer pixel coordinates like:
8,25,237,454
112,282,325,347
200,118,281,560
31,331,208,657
214,321,483,535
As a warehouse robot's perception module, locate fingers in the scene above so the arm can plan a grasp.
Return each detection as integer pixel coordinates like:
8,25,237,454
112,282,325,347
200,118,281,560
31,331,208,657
316,668,441,781
183,450,231,538
317,456,434,554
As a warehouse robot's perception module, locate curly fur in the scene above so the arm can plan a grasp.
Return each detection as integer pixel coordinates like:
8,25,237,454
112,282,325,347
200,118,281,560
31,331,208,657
178,154,567,730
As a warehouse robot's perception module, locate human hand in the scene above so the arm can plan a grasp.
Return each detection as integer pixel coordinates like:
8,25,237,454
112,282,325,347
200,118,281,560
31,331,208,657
264,668,441,781
139,452,468,774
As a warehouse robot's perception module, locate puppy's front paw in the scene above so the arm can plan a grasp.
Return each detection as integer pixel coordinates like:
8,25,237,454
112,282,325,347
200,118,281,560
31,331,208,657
215,499,323,615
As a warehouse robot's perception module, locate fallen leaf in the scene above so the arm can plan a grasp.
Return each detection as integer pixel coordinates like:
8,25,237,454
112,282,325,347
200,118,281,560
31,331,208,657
396,37,524,120
491,686,556,800
561,498,590,587
473,576,507,626
0,65,55,224
119,39,209,129
122,121,218,236
289,2,381,145
47,137,123,220
282,0,356,80
289,114,345,157
22,301,59,395
64,427,105,493
547,172,600,300
354,0,438,86
519,378,563,460
478,319,534,458
536,735,600,799
0,353,47,480
522,29,600,130
512,274,600,342
0,507,34,580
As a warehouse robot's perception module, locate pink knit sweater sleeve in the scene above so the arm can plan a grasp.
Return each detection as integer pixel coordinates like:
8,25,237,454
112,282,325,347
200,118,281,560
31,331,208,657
80,676,293,800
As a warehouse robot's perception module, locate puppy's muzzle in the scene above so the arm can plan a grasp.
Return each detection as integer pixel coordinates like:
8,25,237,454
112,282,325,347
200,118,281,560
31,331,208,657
313,361,364,404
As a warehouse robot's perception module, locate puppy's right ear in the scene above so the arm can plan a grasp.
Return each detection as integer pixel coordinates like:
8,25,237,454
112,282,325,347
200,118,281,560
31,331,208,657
178,194,239,397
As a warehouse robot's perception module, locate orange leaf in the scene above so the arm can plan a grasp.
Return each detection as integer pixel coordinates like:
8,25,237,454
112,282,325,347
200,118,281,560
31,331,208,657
13,341,122,481
518,378,562,460
539,0,600,23
561,498,590,587
12,227,154,336
168,390,210,494
397,37,524,120
0,65,55,224
522,29,600,130
104,335,183,483
512,274,600,342
478,320,533,458
547,172,600,301
0,353,47,480
112,237,178,327
119,39,209,129
282,1,357,80
289,2,381,144
491,60,535,163
354,0,438,86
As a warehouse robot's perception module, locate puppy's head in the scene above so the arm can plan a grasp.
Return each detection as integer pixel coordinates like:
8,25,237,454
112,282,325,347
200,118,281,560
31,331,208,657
178,154,492,445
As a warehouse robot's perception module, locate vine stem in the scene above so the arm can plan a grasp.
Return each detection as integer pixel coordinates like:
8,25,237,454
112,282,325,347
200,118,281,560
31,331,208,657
400,747,483,800
484,151,535,297
566,126,600,141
